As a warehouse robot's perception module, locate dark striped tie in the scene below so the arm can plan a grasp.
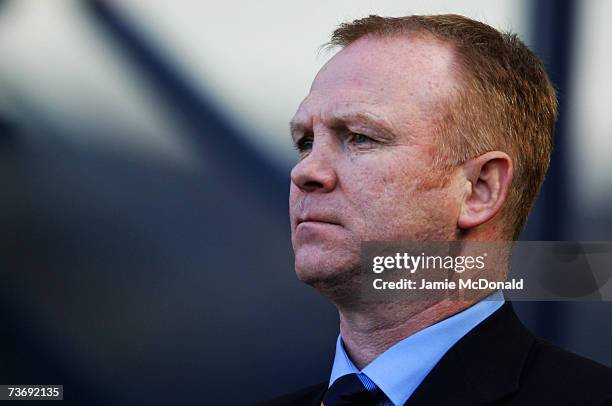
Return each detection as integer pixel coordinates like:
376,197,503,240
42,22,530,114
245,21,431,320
322,373,385,405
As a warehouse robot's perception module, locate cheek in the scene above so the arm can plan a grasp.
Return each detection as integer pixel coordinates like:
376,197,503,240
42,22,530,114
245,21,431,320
343,158,456,239
343,161,417,229
288,183,301,215
357,157,417,203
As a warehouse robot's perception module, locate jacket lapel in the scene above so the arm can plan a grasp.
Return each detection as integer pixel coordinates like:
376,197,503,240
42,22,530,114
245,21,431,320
405,302,534,405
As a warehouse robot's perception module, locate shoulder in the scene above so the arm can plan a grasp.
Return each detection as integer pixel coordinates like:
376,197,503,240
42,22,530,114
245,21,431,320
427,302,612,405
255,382,327,406
515,337,612,403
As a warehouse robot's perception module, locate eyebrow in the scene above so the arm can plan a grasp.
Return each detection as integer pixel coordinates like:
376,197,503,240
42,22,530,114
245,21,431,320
289,121,307,142
289,111,395,142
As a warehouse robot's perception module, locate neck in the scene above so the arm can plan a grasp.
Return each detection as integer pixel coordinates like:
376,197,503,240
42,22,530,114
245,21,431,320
334,239,510,369
337,297,477,369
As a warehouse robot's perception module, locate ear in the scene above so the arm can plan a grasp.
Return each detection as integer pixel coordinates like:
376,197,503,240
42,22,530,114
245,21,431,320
458,151,513,230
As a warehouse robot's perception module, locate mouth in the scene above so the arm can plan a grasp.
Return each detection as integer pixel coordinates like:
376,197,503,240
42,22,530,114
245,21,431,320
296,217,342,227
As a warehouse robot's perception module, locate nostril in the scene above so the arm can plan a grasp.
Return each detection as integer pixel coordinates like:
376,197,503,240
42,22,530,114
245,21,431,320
303,180,325,191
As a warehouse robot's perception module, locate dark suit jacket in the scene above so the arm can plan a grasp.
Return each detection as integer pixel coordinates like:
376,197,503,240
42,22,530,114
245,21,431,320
257,303,612,405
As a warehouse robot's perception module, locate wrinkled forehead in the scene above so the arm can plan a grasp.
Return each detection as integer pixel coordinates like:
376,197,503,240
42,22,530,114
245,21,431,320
295,35,458,126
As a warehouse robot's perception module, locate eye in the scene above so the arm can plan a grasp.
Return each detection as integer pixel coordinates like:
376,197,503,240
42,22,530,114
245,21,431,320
348,132,373,145
294,136,313,153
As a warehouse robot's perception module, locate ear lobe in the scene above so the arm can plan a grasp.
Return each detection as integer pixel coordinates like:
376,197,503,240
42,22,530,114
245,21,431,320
458,151,513,231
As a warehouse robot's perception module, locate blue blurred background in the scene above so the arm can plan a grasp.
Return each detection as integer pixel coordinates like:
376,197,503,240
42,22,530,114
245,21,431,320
0,0,611,404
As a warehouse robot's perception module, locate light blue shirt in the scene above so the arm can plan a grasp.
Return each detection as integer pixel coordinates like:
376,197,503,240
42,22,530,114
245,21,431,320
329,290,505,406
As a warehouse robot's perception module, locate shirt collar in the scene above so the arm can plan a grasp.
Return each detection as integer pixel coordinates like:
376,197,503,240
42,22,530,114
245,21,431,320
329,290,505,406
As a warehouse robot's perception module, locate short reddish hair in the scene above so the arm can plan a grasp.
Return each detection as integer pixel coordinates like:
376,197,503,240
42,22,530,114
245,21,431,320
328,14,558,239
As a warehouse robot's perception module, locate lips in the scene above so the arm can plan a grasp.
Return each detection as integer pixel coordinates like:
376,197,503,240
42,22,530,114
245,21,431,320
296,215,342,227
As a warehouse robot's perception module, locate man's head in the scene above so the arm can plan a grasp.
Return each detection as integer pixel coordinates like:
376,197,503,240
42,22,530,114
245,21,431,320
288,14,557,294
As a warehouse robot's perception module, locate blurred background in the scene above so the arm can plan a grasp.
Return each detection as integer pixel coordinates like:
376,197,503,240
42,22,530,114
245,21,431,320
0,0,610,404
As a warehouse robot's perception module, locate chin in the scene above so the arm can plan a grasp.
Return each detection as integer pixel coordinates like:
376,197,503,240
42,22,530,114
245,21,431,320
294,257,343,283
293,248,363,298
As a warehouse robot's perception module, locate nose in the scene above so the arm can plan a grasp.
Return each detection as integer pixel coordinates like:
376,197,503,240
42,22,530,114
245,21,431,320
290,139,338,193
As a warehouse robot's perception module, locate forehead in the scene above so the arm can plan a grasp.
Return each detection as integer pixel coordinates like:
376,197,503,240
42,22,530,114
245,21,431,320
293,35,458,130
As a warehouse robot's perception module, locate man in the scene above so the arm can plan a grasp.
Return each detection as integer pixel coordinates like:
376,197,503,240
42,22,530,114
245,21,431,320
259,14,612,405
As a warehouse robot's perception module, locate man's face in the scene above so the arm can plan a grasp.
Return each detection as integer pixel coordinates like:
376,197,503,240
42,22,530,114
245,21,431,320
289,35,464,286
